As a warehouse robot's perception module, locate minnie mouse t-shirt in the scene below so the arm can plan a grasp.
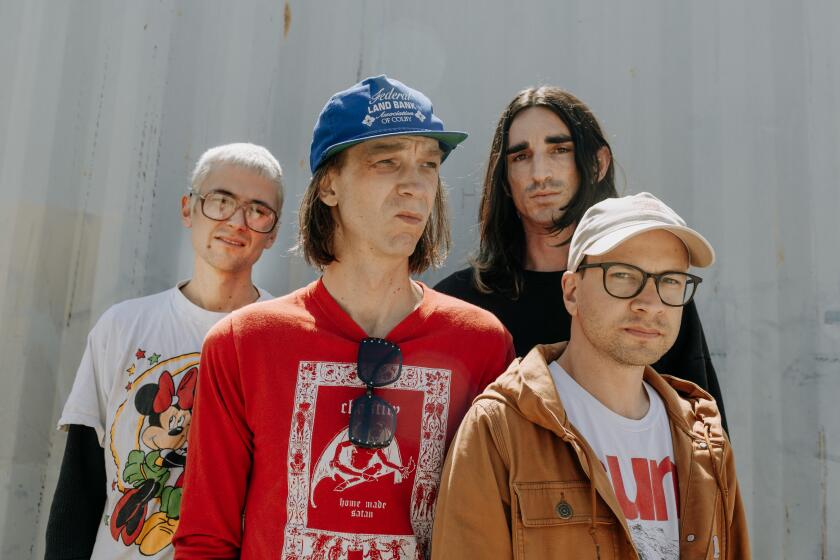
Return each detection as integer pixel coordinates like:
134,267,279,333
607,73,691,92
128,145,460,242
58,282,271,560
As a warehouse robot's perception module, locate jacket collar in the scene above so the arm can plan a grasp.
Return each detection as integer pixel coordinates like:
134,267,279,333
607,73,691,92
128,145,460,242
479,340,727,556
484,341,724,443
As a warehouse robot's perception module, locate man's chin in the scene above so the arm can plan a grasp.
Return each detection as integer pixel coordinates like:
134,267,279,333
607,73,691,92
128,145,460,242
608,346,668,368
383,237,422,260
203,254,255,274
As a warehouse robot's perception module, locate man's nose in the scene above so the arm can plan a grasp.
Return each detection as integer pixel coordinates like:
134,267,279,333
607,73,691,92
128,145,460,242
631,277,666,310
397,165,434,196
531,154,553,185
225,205,248,228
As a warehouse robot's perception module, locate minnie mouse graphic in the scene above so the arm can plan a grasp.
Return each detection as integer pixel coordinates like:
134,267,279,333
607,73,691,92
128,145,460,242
111,367,197,556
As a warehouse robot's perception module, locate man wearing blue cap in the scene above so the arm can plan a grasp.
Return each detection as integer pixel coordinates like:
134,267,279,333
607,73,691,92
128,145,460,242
174,76,514,559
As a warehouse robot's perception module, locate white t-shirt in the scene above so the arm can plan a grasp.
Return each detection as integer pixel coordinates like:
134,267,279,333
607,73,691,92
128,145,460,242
59,282,271,560
549,362,679,560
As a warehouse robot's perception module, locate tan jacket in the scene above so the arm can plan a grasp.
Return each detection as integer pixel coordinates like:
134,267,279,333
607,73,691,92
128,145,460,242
431,342,750,559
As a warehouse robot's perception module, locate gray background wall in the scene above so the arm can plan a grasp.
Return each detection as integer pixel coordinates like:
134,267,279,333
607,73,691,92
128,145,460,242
1,0,838,557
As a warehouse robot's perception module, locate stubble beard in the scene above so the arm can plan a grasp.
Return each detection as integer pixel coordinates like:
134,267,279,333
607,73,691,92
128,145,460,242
580,313,676,368
525,177,572,197
202,244,257,275
525,178,576,228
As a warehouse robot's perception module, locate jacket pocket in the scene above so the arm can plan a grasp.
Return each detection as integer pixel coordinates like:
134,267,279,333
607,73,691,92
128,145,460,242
512,481,621,560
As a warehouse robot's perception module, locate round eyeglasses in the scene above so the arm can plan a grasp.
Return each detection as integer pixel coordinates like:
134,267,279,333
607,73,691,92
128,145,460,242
189,189,278,233
577,262,702,307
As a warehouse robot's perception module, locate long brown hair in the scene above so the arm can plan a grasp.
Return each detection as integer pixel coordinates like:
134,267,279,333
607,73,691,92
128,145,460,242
296,151,451,274
472,87,617,298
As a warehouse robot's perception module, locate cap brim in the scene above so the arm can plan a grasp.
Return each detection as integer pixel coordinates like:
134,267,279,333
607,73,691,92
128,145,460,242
585,223,715,268
322,130,469,163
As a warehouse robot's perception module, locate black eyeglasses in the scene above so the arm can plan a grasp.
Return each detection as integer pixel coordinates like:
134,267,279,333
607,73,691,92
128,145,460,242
348,338,402,449
189,189,278,233
577,262,702,307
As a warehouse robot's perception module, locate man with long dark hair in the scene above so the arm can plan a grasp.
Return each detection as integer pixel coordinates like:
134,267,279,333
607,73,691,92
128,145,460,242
435,86,726,426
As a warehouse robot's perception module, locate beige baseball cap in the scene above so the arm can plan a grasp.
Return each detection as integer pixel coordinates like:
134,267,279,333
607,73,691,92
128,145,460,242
567,192,715,272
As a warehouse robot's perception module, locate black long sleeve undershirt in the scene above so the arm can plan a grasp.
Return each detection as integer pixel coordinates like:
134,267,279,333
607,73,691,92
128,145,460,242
45,424,106,560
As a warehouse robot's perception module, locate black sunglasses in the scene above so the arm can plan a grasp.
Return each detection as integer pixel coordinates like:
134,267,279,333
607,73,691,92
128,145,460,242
348,338,402,449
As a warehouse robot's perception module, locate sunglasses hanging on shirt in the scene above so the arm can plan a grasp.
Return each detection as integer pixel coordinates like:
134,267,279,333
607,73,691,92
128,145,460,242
348,338,403,449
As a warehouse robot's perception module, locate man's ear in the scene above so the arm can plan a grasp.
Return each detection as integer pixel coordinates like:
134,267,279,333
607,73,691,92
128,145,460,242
262,226,278,250
318,171,339,207
596,146,612,182
562,271,579,316
180,194,193,227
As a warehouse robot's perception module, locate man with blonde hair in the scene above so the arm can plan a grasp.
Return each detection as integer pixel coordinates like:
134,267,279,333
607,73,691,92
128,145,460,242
46,142,283,559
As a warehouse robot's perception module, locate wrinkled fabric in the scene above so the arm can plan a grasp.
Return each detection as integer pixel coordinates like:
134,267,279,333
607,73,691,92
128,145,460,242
431,342,750,560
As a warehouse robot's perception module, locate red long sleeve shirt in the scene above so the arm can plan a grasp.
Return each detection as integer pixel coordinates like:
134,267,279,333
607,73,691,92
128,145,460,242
174,280,514,559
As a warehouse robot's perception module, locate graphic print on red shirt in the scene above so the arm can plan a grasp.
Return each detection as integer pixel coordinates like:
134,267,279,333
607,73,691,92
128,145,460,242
172,281,515,558
284,360,451,560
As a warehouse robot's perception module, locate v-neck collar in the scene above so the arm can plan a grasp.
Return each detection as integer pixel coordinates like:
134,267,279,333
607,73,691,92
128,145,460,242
310,277,436,342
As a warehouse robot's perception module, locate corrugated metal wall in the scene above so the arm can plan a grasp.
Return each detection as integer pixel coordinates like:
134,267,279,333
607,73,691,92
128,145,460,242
1,1,838,557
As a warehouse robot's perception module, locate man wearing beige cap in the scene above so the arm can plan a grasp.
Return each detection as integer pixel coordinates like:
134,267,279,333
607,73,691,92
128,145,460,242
431,192,749,559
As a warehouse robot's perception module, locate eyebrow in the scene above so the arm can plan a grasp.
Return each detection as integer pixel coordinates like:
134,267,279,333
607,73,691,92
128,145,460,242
205,188,274,209
505,134,574,155
423,145,445,157
505,142,528,155
363,139,444,159
546,134,574,144
363,140,410,156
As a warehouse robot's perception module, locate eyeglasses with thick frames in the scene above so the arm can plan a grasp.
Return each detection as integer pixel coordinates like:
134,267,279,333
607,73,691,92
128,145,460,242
189,189,278,233
577,262,702,307
348,338,402,449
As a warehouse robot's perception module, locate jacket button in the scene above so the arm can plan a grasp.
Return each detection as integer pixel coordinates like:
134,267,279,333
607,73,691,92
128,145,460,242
555,501,573,519
698,442,708,449
686,534,696,542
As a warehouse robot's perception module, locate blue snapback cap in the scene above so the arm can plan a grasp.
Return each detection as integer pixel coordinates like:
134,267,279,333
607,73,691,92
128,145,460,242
309,75,468,173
